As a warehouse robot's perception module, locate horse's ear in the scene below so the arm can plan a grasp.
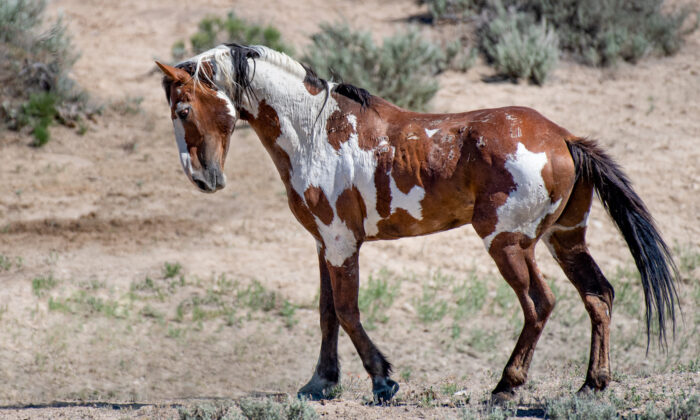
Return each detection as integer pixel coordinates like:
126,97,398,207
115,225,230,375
155,61,189,82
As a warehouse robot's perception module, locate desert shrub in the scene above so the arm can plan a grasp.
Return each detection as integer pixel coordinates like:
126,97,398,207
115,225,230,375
427,0,696,70
177,396,319,420
420,0,479,22
303,23,474,111
450,0,696,67
238,397,318,420
480,4,559,84
421,0,520,22
545,394,618,420
172,11,293,61
520,0,698,66
0,0,94,145
178,400,240,420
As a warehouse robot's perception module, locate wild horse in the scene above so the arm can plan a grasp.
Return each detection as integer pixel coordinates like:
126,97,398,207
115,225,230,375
156,44,678,402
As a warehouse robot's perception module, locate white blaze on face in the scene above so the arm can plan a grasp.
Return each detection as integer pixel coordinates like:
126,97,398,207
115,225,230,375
425,128,439,138
173,118,193,178
483,142,562,250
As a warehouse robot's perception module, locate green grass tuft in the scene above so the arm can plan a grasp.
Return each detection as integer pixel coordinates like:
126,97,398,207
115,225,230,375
31,273,57,297
358,269,400,330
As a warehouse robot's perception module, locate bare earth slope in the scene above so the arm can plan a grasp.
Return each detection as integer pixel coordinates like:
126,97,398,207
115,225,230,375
0,0,698,418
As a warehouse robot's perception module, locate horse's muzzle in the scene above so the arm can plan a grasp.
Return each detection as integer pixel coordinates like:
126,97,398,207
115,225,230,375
191,165,226,193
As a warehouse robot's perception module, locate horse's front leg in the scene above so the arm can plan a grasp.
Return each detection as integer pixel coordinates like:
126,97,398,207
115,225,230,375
298,244,340,400
327,247,399,403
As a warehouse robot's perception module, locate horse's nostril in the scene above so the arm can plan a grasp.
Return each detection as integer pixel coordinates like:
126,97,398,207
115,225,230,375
194,178,209,191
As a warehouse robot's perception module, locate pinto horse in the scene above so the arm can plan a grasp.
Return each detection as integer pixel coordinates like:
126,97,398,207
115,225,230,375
155,44,678,402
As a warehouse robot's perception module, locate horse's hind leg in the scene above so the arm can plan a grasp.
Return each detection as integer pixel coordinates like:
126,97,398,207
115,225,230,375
543,183,614,392
485,233,556,401
326,249,398,403
298,246,340,400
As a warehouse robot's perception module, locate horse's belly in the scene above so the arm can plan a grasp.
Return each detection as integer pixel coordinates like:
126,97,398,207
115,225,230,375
368,197,474,240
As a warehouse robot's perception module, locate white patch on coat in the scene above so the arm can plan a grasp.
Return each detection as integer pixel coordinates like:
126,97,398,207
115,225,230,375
187,45,422,263
483,143,562,250
347,114,357,131
407,133,420,141
425,128,439,138
315,216,357,266
172,118,193,177
204,47,378,265
389,173,425,220
216,90,237,120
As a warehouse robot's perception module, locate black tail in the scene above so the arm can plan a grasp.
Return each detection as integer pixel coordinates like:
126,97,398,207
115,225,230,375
566,138,679,348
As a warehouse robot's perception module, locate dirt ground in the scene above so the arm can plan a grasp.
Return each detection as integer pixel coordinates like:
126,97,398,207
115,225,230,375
0,0,698,418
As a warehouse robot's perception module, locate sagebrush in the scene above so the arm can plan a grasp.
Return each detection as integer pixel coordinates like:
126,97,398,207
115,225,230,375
0,0,94,145
303,23,473,111
480,4,559,84
522,0,697,66
172,11,293,61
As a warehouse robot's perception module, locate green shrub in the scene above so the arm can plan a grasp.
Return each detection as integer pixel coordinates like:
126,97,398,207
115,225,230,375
0,0,94,145
523,0,697,66
421,0,478,22
17,92,58,146
545,394,618,420
32,273,57,297
178,400,240,420
173,11,293,61
238,397,318,420
428,0,696,70
304,23,473,111
480,4,559,84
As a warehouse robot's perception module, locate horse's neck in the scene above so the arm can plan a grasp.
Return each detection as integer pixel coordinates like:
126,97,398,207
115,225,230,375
245,60,337,153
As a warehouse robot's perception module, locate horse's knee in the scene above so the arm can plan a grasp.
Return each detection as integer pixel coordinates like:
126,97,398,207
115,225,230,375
535,287,556,321
334,305,360,331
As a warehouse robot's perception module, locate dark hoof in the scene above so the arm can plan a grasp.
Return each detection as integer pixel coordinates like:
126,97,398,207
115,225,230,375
576,384,596,396
372,378,399,403
491,389,516,404
297,377,338,401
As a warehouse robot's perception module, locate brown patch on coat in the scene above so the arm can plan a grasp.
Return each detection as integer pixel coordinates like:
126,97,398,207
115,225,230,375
304,186,334,225
326,110,355,150
374,165,392,219
335,186,367,240
390,124,428,194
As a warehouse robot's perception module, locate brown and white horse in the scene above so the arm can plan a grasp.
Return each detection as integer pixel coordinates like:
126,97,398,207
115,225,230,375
156,44,678,402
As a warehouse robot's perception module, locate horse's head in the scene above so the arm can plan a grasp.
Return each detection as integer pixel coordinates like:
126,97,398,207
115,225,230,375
156,60,237,193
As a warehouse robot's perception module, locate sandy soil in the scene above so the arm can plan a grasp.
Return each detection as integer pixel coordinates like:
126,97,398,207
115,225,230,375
0,0,698,418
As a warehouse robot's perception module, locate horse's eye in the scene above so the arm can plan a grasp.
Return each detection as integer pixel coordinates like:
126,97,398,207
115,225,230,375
177,107,190,120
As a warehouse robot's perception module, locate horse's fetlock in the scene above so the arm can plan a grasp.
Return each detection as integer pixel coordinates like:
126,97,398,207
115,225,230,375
503,366,527,387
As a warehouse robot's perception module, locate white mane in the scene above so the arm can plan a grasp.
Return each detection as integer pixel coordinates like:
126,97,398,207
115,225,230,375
184,44,307,98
